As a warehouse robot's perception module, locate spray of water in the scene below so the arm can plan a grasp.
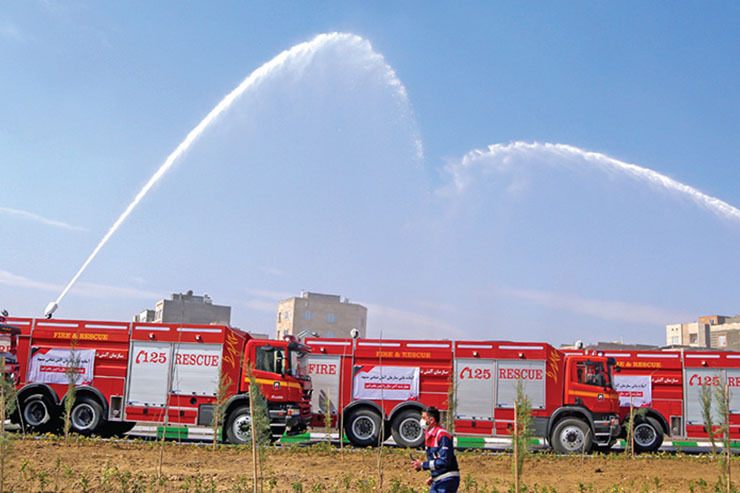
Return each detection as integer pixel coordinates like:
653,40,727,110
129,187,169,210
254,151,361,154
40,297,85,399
49,32,422,315
443,141,740,223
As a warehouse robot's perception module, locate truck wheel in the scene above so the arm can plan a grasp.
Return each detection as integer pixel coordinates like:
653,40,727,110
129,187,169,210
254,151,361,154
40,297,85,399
633,417,664,452
70,397,104,435
551,418,592,454
225,406,253,445
22,394,57,432
390,409,424,448
344,408,382,447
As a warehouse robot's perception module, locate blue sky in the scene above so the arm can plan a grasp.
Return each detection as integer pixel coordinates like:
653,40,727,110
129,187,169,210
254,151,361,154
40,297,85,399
2,2,739,346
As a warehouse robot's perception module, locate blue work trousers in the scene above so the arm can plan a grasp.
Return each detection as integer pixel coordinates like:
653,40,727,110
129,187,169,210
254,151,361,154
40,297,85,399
429,476,460,493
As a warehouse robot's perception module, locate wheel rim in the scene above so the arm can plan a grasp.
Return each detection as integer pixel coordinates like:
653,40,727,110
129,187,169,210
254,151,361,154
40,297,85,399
634,423,657,447
352,416,376,440
232,414,252,443
23,400,48,426
71,403,96,430
559,425,586,452
399,416,422,444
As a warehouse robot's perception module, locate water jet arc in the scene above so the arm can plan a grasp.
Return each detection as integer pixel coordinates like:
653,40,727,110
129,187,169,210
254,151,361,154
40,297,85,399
48,33,419,315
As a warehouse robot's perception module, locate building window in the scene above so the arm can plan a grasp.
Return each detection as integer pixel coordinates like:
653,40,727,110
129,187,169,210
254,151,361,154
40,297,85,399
278,312,281,323
326,313,337,323
671,336,679,345
719,335,727,347
303,310,313,321
284,310,290,321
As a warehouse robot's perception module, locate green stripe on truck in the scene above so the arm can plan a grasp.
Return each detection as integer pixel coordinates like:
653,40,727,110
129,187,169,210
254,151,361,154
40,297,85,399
156,427,189,439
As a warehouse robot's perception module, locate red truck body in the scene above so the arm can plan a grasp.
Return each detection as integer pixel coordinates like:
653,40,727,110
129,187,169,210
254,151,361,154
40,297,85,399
306,338,620,452
3,317,311,444
571,348,740,451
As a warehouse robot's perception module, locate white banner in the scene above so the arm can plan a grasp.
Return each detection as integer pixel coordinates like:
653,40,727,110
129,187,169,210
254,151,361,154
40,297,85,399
353,366,419,401
27,347,96,385
613,374,652,408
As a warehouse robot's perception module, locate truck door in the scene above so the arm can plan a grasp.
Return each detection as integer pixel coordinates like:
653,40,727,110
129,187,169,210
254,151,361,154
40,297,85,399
307,354,341,416
496,360,546,410
170,343,222,396
126,341,173,407
252,343,287,401
455,358,495,421
684,368,724,426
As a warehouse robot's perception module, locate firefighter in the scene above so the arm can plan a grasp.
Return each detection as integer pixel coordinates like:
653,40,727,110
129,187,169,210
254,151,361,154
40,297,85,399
411,406,460,492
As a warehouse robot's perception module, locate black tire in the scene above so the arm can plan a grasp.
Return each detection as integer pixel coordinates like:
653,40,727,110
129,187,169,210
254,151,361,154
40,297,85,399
344,408,383,447
21,394,57,433
100,421,136,438
70,397,104,435
550,418,592,454
390,409,424,448
225,405,253,445
632,416,664,453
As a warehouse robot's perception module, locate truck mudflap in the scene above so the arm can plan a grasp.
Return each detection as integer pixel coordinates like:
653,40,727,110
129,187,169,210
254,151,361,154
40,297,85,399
592,414,621,446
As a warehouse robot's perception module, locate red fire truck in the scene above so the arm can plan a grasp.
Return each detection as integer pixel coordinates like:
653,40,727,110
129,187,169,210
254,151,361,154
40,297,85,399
2,317,312,444
571,348,740,452
305,338,621,453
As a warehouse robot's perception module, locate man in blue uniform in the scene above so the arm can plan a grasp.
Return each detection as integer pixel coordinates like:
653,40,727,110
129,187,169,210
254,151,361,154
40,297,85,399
411,406,460,492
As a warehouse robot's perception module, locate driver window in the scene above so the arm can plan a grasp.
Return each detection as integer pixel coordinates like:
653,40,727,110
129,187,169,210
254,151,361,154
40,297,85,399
576,362,605,387
255,347,284,374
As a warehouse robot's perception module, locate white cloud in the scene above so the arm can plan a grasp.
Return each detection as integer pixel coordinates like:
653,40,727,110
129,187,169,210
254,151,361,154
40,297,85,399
364,302,464,339
0,269,162,301
491,286,692,326
246,289,294,301
260,266,285,277
243,300,277,313
0,207,87,231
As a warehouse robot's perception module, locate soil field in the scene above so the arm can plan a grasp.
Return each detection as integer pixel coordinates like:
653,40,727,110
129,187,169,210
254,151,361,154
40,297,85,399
0,437,736,492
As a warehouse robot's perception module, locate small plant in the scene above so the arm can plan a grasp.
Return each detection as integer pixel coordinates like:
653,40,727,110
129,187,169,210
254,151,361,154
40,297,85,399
0,355,18,493
211,369,233,451
701,381,718,456
463,471,478,491
512,377,533,493
63,347,82,440
292,481,304,492
714,377,732,492
446,371,458,433
323,388,333,444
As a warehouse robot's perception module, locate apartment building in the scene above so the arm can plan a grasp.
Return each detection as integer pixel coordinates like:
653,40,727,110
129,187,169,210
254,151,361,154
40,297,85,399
275,292,367,340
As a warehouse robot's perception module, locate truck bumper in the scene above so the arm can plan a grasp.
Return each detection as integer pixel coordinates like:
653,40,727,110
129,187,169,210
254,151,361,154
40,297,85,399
592,414,622,446
268,407,309,436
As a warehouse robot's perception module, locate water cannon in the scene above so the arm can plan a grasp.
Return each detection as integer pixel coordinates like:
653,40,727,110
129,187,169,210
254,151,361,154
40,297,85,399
44,301,58,319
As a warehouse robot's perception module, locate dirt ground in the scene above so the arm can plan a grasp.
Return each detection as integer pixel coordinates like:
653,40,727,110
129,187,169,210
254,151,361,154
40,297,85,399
0,437,736,492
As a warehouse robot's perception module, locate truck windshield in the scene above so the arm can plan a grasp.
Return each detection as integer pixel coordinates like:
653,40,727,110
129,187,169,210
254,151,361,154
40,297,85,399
576,360,611,388
290,350,310,380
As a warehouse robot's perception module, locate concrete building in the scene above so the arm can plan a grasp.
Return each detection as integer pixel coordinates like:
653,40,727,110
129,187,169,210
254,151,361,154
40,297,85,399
275,292,367,340
135,290,231,325
665,322,708,347
666,314,740,349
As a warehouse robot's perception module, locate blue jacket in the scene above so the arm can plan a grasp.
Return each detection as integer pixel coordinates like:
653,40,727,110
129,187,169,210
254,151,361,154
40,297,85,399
422,425,460,483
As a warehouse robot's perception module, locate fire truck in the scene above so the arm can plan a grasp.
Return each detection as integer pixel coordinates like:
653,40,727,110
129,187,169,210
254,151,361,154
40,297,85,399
305,337,621,453
570,348,740,452
1,317,312,444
